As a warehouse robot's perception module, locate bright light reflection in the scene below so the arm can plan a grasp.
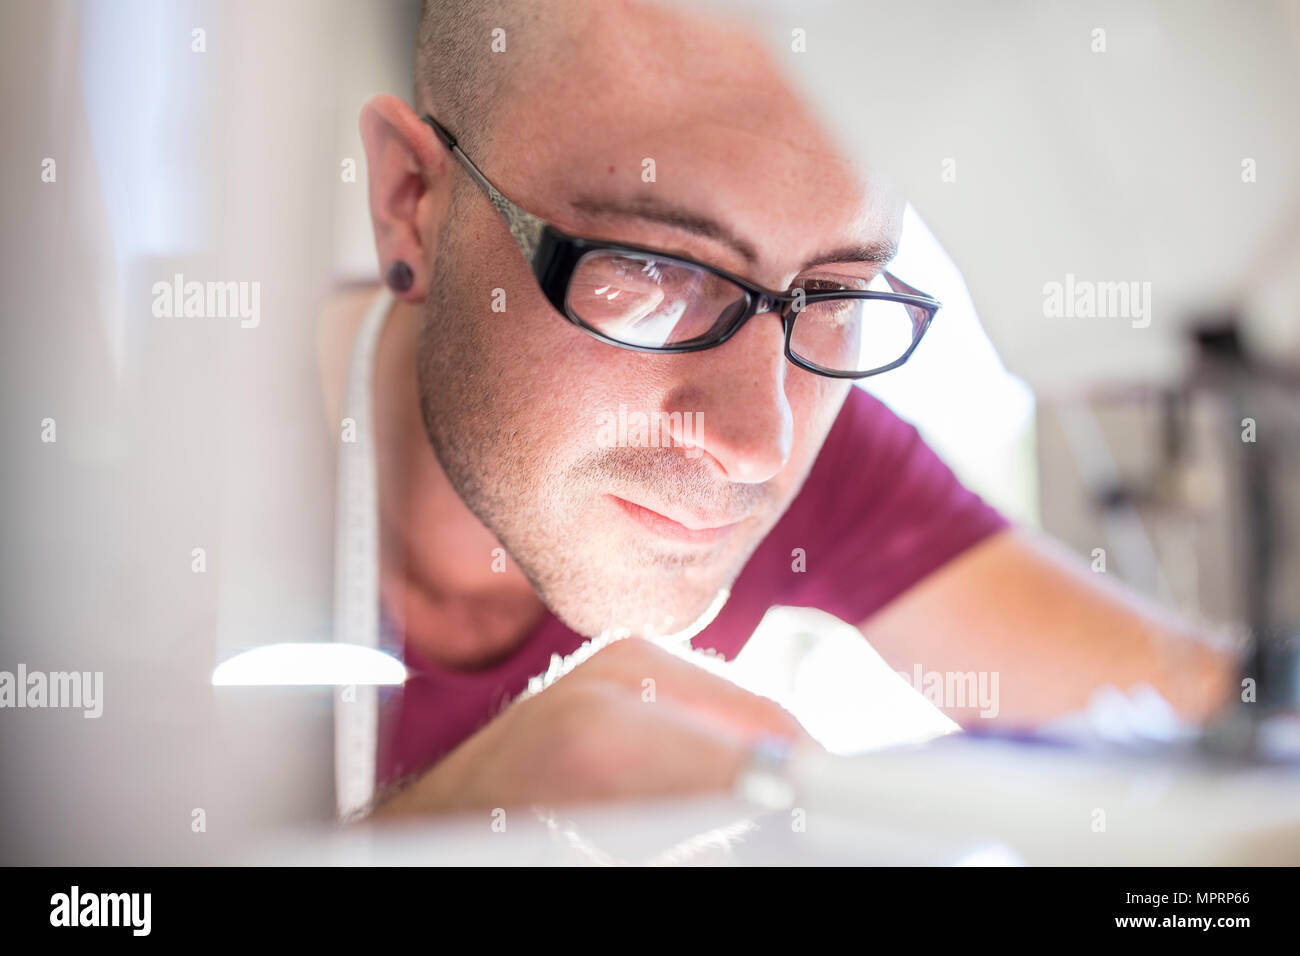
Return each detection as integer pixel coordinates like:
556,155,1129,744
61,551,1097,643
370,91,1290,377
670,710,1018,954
210,643,406,686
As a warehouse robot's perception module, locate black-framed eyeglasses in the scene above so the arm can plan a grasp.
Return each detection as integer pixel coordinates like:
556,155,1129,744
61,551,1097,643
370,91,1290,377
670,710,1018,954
422,114,941,379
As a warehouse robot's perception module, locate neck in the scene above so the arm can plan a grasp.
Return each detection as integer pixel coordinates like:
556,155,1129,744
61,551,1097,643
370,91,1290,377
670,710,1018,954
371,296,544,670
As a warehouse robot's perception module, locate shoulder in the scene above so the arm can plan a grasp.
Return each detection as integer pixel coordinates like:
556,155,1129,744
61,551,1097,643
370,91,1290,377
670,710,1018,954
801,385,929,515
805,385,1000,539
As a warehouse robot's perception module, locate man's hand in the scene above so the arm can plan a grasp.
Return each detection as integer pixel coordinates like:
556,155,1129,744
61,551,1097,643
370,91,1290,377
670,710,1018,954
370,637,817,819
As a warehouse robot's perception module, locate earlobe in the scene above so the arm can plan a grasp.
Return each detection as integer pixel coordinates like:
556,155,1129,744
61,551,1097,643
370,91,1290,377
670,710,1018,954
359,93,447,300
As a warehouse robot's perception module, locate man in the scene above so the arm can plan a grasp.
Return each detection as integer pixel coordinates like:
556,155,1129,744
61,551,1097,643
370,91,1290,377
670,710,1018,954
319,0,1237,818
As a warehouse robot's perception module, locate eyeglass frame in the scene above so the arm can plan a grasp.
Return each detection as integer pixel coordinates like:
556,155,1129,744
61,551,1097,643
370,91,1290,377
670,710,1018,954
421,113,941,380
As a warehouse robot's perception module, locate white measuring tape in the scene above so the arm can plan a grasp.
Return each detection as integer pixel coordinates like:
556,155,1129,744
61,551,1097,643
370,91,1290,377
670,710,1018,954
332,287,394,821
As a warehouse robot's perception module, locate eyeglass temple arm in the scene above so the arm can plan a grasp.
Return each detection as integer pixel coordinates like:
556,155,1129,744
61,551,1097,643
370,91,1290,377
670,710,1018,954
423,115,941,315
882,270,938,305
422,114,546,264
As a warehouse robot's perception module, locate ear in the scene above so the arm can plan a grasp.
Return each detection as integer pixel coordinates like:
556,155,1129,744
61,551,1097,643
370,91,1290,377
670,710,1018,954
359,94,449,302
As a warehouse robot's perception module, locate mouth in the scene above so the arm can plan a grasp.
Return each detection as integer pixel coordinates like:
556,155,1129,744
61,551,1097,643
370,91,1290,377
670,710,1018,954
608,495,745,545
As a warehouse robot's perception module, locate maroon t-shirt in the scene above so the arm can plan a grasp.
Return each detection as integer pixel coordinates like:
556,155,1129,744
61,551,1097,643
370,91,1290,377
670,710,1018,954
375,386,1010,789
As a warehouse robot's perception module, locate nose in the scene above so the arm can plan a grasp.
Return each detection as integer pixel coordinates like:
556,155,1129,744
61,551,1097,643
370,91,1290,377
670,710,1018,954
659,308,792,484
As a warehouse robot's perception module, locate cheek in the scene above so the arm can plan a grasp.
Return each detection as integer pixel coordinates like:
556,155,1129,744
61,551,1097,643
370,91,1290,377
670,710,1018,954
484,309,662,461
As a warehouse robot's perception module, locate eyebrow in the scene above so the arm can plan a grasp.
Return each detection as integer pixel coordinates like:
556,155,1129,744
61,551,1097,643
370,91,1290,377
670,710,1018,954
802,239,899,270
569,194,897,273
571,195,760,265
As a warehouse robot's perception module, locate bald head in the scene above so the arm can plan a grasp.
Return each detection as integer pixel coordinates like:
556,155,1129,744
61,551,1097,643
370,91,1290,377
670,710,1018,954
414,0,781,155
415,0,528,152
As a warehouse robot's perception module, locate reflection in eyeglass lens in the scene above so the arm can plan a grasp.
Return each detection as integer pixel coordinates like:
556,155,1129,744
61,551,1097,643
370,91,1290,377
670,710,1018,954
567,251,746,348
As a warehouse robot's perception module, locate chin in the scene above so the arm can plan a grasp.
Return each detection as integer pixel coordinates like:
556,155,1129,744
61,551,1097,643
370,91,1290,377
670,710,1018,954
542,576,732,641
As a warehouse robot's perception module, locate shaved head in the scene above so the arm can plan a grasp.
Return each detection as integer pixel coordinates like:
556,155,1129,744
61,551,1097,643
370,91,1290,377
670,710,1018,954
415,0,528,152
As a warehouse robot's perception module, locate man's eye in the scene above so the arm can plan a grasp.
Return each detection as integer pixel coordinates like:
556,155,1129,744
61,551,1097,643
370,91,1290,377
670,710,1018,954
795,275,871,293
799,279,841,293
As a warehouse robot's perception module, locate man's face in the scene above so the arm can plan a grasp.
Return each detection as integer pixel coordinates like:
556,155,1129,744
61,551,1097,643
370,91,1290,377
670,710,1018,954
415,1,904,639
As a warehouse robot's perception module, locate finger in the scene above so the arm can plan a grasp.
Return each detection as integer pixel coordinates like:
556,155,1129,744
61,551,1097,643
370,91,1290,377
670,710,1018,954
570,637,815,746
558,687,754,802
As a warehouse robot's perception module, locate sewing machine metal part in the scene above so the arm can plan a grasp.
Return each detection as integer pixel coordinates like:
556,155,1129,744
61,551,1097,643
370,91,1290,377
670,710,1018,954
1187,321,1300,762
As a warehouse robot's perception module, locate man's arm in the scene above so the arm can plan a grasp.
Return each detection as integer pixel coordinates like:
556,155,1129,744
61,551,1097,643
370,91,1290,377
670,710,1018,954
367,637,818,819
856,525,1243,727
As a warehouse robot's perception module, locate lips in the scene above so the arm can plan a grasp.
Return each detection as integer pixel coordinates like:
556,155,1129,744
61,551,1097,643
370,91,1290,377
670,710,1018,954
608,495,744,544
